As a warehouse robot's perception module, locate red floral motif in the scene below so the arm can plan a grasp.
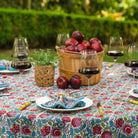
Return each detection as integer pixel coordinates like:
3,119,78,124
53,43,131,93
39,114,50,118
10,124,20,134
92,125,102,135
7,111,16,117
51,127,61,137
115,118,124,128
41,126,50,136
61,117,71,123
114,111,123,115
28,114,36,120
71,118,82,127
94,115,103,118
102,131,112,138
22,125,31,135
30,109,38,112
122,124,132,135
112,102,120,105
76,136,82,138
3,105,10,108
102,97,110,100
0,110,6,116
124,108,133,111
136,115,138,122
83,114,93,117
103,106,112,109
17,98,24,100
104,111,113,114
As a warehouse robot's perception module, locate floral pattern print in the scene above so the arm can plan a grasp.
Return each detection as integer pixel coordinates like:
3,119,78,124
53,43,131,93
0,62,137,137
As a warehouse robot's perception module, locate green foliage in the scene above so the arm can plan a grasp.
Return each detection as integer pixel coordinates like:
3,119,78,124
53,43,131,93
0,8,137,49
29,49,59,67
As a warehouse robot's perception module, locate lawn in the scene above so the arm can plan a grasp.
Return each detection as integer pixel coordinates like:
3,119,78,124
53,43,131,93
0,48,126,64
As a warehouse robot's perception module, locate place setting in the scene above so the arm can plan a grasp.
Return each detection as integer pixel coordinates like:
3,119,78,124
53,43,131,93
0,82,10,91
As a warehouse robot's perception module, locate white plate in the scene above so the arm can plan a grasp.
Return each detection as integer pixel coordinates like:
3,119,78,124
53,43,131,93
0,70,19,74
127,69,138,77
129,89,138,98
36,96,93,112
0,86,9,91
0,68,31,74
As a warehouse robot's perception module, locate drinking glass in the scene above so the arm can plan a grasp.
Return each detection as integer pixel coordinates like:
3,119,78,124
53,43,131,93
11,37,31,73
107,36,124,75
79,50,100,96
124,43,138,91
55,33,69,50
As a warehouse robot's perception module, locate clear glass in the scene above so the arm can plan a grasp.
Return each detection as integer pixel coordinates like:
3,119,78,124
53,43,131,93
79,50,100,96
124,43,138,91
107,36,124,76
11,37,31,72
55,33,69,50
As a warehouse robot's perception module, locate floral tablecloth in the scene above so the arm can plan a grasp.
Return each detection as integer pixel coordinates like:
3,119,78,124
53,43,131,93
0,62,137,138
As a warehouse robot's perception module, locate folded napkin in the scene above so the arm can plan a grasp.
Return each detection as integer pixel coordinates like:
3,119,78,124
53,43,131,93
0,60,17,71
41,95,86,109
0,84,10,88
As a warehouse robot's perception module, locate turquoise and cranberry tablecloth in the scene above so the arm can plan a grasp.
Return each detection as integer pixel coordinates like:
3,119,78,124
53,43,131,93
0,62,137,138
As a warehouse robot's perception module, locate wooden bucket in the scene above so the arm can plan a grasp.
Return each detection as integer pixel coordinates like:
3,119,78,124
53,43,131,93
57,48,104,85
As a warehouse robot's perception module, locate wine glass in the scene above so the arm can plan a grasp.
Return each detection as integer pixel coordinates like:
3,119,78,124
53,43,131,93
79,50,100,96
55,33,69,50
11,37,31,74
124,43,138,91
107,36,124,76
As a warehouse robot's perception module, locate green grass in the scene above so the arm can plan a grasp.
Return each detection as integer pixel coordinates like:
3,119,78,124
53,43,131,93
0,49,125,63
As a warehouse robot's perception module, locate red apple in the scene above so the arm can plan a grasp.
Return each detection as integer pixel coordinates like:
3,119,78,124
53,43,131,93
65,38,78,47
90,42,103,52
89,38,101,45
70,75,82,89
81,40,90,49
72,31,84,43
77,44,86,52
66,45,76,52
57,76,69,89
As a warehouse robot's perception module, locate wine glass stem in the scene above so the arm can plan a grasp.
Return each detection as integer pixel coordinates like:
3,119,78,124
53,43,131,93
133,69,136,90
87,78,90,96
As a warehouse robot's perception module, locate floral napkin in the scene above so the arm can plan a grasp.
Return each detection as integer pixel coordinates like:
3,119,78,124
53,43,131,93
0,83,9,88
41,95,86,109
0,60,17,71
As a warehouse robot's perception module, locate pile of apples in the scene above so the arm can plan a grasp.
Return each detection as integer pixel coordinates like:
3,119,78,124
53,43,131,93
57,75,81,89
64,30,103,53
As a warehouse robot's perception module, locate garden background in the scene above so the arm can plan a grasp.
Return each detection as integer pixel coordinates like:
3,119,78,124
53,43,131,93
0,0,138,62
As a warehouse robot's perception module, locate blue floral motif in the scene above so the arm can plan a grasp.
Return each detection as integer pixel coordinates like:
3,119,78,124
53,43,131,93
38,119,42,127
80,123,86,130
75,128,80,133
32,131,36,137
91,118,95,126
62,134,66,138
70,128,73,136
56,118,65,128
109,120,116,133
42,119,47,124
7,119,11,126
1,126,5,133
131,116,137,127
96,119,101,124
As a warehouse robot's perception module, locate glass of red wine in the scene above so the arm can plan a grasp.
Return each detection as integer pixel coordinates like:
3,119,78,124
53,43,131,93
107,36,124,76
79,50,100,96
124,43,138,92
11,37,31,74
